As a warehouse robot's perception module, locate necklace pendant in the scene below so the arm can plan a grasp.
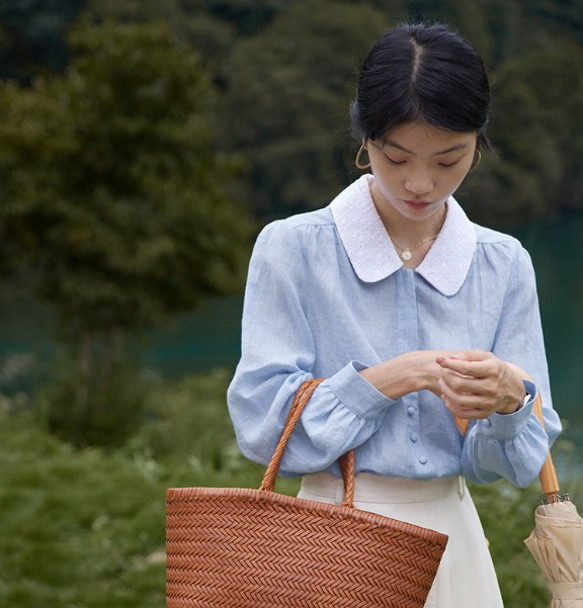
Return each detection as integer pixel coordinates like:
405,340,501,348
401,250,413,261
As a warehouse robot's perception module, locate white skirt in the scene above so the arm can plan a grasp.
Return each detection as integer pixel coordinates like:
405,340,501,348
298,472,504,608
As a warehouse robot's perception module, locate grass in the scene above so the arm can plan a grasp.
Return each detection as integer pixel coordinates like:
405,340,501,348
0,368,579,607
0,417,166,607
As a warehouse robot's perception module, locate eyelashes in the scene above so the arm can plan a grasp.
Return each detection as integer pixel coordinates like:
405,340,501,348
385,156,461,168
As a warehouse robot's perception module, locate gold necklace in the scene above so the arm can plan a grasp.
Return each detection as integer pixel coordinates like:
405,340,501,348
390,234,439,261
389,212,446,261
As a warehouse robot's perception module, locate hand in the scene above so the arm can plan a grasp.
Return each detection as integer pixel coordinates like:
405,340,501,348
436,350,525,419
359,349,465,400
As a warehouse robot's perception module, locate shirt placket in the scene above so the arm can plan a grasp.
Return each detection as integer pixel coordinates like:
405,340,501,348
397,270,430,473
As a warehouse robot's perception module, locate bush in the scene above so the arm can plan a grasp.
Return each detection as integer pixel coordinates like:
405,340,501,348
1,372,579,607
127,367,301,494
470,480,550,606
0,410,167,608
35,355,148,448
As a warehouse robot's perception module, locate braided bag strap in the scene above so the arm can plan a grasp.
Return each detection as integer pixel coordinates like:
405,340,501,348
259,378,356,507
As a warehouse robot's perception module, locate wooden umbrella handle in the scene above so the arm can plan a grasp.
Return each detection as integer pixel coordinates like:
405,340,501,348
532,394,560,500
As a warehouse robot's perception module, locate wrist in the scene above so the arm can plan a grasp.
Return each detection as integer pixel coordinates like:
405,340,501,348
497,388,530,415
359,352,432,399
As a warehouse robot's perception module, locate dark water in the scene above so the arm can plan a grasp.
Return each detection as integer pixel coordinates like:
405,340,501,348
1,212,582,436
509,213,583,426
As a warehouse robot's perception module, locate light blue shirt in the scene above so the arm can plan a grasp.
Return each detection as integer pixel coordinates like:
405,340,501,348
227,175,562,487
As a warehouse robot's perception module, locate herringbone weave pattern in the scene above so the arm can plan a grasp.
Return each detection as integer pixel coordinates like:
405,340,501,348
166,379,448,607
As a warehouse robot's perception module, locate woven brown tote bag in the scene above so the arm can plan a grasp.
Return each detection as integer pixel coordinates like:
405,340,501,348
166,379,448,607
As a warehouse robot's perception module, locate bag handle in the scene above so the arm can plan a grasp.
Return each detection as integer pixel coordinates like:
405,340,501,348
259,378,356,508
454,378,560,500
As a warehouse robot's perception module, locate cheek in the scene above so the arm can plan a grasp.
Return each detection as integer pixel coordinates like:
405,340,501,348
373,177,401,205
371,167,400,192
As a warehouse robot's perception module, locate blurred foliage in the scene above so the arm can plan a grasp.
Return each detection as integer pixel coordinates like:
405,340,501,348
79,0,583,225
0,406,168,608
133,368,243,464
0,20,252,337
462,41,583,225
1,371,581,607
470,480,550,606
1,0,581,226
0,20,253,441
36,354,147,447
221,0,391,219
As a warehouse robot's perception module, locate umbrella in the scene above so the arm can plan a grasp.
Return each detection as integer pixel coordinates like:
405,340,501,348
523,395,583,607
524,497,583,607
453,380,583,607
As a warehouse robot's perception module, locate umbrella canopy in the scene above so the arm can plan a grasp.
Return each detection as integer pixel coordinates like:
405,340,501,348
524,499,583,607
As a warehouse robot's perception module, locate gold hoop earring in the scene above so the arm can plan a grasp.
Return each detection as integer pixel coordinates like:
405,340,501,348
355,144,371,170
469,149,482,173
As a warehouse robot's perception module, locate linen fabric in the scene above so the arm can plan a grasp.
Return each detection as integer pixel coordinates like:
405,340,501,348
298,472,504,607
227,174,561,484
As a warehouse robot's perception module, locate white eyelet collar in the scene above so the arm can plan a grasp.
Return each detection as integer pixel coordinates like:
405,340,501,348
330,174,477,296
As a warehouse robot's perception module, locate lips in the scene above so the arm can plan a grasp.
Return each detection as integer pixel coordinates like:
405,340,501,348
403,200,432,210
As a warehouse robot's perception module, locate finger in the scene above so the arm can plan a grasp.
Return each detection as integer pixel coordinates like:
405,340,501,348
443,402,490,420
437,357,494,379
439,378,474,406
437,349,494,366
441,394,494,420
440,368,494,396
439,379,497,416
453,349,491,362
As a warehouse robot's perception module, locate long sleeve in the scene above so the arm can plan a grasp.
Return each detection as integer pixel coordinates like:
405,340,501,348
461,245,562,486
227,219,396,476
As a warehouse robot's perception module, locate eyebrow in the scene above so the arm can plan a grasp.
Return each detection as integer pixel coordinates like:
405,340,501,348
383,140,471,156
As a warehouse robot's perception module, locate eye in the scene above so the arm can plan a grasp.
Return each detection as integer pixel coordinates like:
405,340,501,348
386,156,406,166
438,158,462,168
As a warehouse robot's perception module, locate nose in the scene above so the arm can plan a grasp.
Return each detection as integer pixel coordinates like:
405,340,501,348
405,173,434,195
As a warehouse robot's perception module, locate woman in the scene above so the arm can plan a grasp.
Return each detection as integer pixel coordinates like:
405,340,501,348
227,22,561,606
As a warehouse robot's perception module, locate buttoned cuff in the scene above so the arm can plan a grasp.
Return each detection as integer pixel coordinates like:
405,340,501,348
476,380,537,439
327,360,396,420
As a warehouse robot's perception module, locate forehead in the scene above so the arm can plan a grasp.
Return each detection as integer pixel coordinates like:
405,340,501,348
380,122,476,155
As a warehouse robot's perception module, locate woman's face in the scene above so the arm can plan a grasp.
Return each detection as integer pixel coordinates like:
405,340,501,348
366,121,477,225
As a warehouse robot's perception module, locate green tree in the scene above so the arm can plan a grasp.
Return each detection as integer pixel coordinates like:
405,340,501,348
461,43,583,225
0,21,252,443
221,0,390,220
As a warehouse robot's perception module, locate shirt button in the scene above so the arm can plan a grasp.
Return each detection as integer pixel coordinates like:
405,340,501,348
410,433,418,442
407,407,416,416
419,456,428,465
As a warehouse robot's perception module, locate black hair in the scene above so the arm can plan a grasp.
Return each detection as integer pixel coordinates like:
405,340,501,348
351,23,491,150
